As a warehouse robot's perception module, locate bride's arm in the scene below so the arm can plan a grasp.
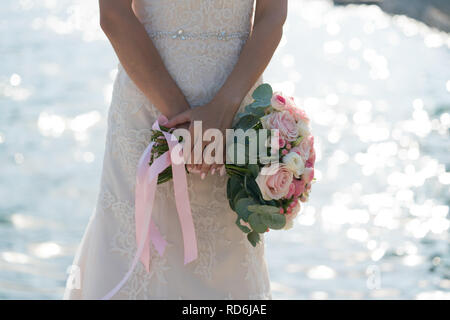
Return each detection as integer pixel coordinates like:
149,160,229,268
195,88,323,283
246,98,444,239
166,0,288,177
99,0,190,118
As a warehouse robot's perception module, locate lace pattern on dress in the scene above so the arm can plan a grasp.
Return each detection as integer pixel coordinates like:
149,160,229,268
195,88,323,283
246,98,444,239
101,188,171,299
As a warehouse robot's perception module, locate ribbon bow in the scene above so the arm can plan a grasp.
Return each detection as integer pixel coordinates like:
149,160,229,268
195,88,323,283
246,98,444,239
101,115,198,300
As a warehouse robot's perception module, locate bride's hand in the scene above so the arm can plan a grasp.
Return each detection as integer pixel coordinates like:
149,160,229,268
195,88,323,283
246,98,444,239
166,99,236,179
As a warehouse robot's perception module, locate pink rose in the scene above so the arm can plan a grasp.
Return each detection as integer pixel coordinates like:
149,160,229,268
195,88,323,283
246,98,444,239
283,97,309,124
285,97,309,124
296,135,314,163
256,165,293,200
292,179,305,198
289,199,298,209
305,147,316,168
286,183,296,199
289,107,310,124
262,111,298,142
271,92,288,111
303,167,314,184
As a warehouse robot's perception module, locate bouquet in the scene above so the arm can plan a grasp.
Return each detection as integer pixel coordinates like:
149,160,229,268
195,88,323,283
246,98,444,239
148,84,316,247
224,84,315,246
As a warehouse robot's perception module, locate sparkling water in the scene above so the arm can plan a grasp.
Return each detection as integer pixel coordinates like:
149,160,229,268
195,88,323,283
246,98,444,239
0,0,449,299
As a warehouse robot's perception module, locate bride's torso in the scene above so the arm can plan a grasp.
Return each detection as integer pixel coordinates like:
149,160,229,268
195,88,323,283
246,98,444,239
132,0,255,34
108,0,259,185
126,0,256,107
95,1,271,299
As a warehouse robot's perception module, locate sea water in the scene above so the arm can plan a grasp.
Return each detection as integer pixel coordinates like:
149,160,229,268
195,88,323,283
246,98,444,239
0,0,449,299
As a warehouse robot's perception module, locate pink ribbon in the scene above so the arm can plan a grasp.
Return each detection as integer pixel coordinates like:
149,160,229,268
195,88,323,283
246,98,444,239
101,115,198,300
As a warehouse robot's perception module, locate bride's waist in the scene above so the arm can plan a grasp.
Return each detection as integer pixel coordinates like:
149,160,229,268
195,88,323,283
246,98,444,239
144,24,249,48
147,29,249,42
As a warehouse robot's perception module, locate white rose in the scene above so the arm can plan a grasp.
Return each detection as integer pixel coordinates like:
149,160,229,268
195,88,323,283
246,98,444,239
284,215,295,230
297,120,311,138
270,92,289,111
282,151,305,178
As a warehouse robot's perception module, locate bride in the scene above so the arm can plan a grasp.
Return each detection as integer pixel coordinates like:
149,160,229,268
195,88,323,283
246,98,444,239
64,0,287,299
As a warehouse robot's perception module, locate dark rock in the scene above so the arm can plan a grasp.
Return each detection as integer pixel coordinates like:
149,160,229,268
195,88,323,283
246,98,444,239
333,0,450,32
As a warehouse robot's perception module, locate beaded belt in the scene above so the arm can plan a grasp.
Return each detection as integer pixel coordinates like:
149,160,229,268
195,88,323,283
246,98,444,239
148,28,250,41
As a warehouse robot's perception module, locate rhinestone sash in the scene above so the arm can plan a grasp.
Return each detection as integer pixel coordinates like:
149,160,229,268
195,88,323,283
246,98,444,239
148,28,250,41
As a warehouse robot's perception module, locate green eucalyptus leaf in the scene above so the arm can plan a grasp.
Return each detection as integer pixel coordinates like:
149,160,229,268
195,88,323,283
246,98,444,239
251,99,271,108
248,212,268,233
235,217,251,233
261,212,286,230
244,176,264,203
235,198,257,221
236,111,251,119
229,175,243,197
233,189,248,209
247,205,286,230
248,164,260,178
252,84,273,102
228,175,244,210
244,102,269,118
226,177,233,200
264,200,278,207
236,84,273,123
234,114,260,131
227,178,235,210
247,231,261,247
248,205,280,215
157,167,173,184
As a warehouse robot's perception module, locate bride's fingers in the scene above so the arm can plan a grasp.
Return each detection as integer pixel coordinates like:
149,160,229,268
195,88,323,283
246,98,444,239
211,164,224,176
212,139,226,175
185,137,199,175
188,121,198,165
166,109,192,128
209,165,217,176
194,136,211,179
219,165,226,177
206,153,225,176
200,163,211,180
219,142,227,175
209,147,222,175
204,135,225,176
188,166,200,174
191,135,203,166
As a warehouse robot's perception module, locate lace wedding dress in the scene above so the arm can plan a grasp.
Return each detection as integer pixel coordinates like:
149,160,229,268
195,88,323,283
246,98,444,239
64,0,271,300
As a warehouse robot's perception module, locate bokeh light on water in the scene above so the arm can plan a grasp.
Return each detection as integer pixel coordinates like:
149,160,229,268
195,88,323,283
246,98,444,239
0,0,449,299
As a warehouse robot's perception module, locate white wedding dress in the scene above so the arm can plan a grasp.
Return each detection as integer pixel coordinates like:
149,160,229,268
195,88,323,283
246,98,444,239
64,0,271,300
